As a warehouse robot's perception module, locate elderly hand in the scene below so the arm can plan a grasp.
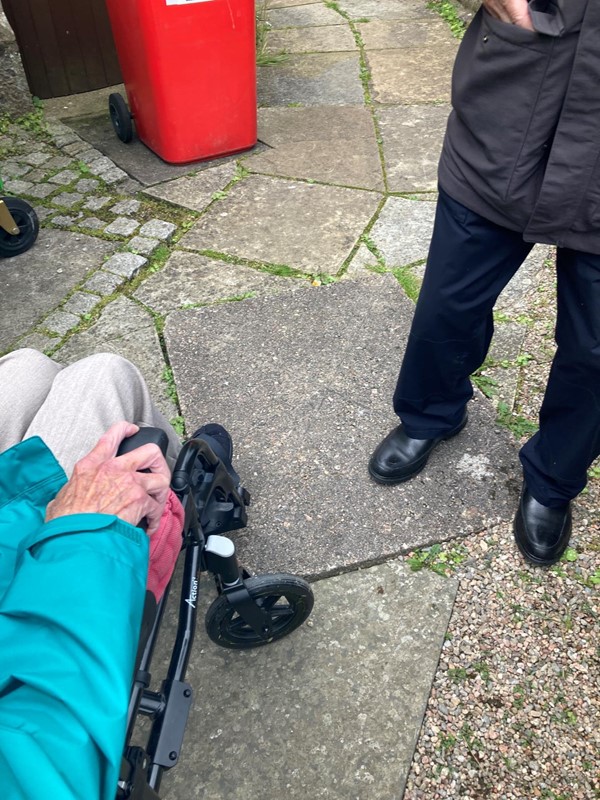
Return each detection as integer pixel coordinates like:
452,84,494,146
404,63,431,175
482,0,534,30
45,422,171,535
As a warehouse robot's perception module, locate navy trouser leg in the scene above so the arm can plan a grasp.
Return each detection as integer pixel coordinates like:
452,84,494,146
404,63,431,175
520,248,600,506
394,188,532,438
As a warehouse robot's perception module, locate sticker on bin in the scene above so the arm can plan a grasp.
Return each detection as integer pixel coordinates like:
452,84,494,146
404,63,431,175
166,0,212,4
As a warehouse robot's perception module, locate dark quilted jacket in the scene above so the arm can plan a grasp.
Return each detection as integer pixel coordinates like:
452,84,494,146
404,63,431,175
438,0,600,254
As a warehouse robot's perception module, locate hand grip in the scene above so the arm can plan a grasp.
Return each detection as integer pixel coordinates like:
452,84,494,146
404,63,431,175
116,427,169,461
117,427,170,530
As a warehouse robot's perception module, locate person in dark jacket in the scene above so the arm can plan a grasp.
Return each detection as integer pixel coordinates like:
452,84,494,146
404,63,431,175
369,0,599,566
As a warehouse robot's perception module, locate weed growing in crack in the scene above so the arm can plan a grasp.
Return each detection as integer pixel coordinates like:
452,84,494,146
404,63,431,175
427,0,467,38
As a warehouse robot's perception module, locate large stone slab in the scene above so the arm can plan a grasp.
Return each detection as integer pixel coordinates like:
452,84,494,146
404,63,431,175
0,229,116,351
165,276,521,577
143,162,238,212
245,106,384,190
377,105,450,192
368,45,456,105
369,196,437,266
266,23,357,54
66,114,187,185
357,18,457,50
257,105,375,148
268,0,322,6
134,251,306,314
268,3,345,27
336,0,438,21
496,245,554,315
178,175,381,274
160,561,457,800
67,113,230,187
258,53,364,106
53,297,176,420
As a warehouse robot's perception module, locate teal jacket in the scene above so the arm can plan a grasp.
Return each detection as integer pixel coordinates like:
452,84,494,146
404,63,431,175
0,437,149,800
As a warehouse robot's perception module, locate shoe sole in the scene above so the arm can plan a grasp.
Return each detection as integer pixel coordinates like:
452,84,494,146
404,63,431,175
368,414,468,486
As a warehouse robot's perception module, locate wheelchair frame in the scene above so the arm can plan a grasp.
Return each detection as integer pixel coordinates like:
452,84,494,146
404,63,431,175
0,176,39,257
117,434,313,799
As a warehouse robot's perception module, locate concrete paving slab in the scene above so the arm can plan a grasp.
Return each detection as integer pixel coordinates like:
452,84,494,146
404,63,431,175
369,196,437,266
488,322,528,365
377,105,450,192
268,4,345,27
368,46,456,105
62,291,101,317
134,251,308,314
43,310,80,336
343,243,380,277
49,192,85,209
0,230,116,351
178,175,381,274
246,137,384,189
159,561,457,800
267,0,321,6
266,23,357,54
66,114,202,187
496,245,553,314
258,53,364,106
165,277,521,577
357,18,457,50
83,270,127,297
245,106,384,190
337,0,437,20
143,162,238,212
485,365,520,411
44,85,126,121
127,236,161,257
257,105,375,147
15,332,61,354
54,297,176,420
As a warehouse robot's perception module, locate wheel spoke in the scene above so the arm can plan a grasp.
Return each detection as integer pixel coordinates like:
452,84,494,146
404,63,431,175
269,606,295,622
206,575,314,649
259,594,284,611
225,602,296,638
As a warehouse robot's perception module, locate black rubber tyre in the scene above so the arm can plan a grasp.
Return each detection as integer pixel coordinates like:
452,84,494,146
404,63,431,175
0,197,39,258
205,574,314,649
109,92,133,143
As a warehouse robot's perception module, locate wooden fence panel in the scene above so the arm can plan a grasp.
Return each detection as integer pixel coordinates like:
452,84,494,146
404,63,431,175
1,0,121,99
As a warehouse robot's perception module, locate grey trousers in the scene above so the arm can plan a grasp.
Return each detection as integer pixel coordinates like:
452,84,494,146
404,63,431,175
0,349,181,476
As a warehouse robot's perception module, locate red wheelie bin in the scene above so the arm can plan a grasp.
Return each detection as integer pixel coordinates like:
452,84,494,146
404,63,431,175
104,0,257,164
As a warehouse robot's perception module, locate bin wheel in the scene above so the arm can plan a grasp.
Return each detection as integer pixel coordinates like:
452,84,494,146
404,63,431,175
0,197,39,258
109,93,133,143
205,574,314,650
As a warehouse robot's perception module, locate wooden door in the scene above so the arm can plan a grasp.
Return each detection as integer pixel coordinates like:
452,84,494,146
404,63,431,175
1,0,122,99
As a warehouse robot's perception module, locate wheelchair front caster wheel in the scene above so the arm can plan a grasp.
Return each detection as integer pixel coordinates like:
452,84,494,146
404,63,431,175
205,574,314,649
0,197,39,258
109,92,133,143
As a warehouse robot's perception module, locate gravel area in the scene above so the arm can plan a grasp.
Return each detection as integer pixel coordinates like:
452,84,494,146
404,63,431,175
404,249,600,800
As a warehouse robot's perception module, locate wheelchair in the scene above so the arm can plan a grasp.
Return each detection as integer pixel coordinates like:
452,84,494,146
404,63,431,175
0,177,39,258
116,428,314,799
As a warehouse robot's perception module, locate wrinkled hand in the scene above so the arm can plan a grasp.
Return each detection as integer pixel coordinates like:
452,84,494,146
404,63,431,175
46,422,171,535
482,0,534,30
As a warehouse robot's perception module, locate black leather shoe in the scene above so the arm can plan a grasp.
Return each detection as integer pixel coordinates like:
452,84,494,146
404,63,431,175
513,484,572,566
368,413,468,485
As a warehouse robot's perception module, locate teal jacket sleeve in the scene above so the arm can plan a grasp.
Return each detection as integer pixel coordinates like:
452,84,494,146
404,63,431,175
0,513,149,800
